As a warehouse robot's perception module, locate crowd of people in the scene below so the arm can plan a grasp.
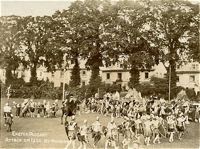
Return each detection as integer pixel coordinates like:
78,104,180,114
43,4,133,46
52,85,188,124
4,99,60,118
82,91,199,122
62,91,199,149
3,99,60,132
3,89,200,148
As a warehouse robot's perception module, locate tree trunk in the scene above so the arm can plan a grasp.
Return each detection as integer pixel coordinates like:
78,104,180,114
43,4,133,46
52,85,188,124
30,63,37,84
129,65,140,89
5,67,13,85
88,63,102,97
167,59,177,99
69,57,81,87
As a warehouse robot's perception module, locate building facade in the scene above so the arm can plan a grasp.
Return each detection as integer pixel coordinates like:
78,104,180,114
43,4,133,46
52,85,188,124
0,61,167,88
176,62,200,93
3,60,199,93
51,62,166,88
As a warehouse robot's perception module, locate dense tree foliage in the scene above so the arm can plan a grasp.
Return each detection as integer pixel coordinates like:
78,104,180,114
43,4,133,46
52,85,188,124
146,0,199,98
113,0,159,88
0,16,22,84
17,16,64,83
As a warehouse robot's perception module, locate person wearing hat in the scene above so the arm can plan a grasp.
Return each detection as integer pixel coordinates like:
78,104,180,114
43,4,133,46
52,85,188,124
65,115,77,149
36,102,42,118
5,112,14,132
135,115,142,136
176,113,186,140
3,103,12,126
42,100,47,117
29,99,35,118
167,115,176,143
15,103,21,118
105,117,117,149
78,120,88,149
151,116,161,144
143,115,152,146
91,116,102,147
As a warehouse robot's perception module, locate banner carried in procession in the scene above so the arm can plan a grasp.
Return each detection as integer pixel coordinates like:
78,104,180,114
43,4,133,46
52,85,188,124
125,88,142,102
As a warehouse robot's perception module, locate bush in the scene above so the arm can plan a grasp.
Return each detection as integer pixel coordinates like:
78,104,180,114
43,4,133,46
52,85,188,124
136,82,155,97
185,88,197,101
8,79,62,99
136,77,185,100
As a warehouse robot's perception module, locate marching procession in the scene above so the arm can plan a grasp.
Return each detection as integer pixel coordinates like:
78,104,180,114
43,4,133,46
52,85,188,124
3,88,200,149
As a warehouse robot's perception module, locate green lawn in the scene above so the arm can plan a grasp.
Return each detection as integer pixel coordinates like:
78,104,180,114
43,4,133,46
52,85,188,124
1,98,199,149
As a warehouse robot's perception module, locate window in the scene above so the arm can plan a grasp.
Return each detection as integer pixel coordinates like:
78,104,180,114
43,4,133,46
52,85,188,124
189,75,195,82
191,64,199,70
118,73,122,80
40,72,42,77
82,81,86,86
192,64,196,70
82,71,86,75
106,73,110,79
52,73,54,77
71,59,74,64
60,71,64,77
196,64,199,69
177,76,179,82
120,64,123,68
145,72,149,79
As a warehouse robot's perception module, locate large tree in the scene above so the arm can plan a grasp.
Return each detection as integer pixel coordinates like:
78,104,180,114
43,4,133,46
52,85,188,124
17,16,64,83
188,6,199,62
111,0,159,88
147,0,199,98
52,1,89,87
0,16,22,84
68,0,120,95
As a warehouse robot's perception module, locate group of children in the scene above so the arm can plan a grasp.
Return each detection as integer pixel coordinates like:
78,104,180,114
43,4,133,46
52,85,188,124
63,91,200,149
82,92,199,123
64,109,190,149
3,91,199,149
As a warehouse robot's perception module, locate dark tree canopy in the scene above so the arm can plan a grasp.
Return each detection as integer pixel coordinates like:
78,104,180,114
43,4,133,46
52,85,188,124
146,0,199,98
0,16,22,84
17,16,64,83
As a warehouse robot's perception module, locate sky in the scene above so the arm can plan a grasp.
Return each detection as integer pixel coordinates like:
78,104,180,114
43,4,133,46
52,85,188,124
0,0,72,16
0,0,199,17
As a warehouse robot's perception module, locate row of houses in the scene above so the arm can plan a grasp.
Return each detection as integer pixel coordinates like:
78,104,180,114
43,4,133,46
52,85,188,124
0,61,199,93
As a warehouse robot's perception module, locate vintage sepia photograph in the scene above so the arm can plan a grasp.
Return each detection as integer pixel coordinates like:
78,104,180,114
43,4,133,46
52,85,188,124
0,0,199,149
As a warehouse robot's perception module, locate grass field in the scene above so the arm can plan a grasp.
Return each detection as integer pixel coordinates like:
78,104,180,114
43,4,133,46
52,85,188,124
0,98,200,149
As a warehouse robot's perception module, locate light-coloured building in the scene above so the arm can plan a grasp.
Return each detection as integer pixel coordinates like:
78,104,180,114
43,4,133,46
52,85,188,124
1,60,167,89
16,65,48,83
177,62,200,94
51,68,92,87
0,69,6,83
101,63,166,89
7,60,200,94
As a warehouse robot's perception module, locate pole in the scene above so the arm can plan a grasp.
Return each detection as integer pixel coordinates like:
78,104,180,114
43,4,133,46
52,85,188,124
62,57,66,101
7,85,11,100
169,65,171,101
62,75,65,101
